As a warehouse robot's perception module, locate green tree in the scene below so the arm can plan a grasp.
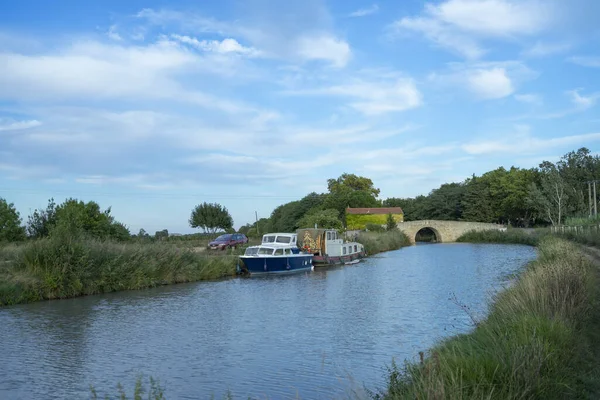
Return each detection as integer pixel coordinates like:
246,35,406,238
51,198,121,239
27,198,57,238
155,229,169,240
0,198,26,242
386,213,398,230
297,208,343,230
189,202,233,234
527,161,568,226
327,173,380,197
324,174,382,221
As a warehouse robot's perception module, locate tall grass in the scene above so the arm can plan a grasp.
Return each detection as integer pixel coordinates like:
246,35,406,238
356,230,411,255
456,229,544,246
371,236,599,399
564,215,600,227
0,234,238,306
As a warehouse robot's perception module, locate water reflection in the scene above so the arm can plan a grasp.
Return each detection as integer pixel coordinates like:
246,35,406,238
0,243,535,399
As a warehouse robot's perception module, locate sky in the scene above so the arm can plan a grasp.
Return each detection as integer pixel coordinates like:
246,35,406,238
1,0,600,234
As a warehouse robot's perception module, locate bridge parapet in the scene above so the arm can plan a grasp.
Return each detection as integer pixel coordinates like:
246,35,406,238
397,220,506,243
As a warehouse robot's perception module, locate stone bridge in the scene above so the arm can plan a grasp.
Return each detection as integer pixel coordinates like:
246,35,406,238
397,220,506,244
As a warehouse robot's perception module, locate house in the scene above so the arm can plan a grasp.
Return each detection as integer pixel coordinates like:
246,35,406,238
345,207,404,230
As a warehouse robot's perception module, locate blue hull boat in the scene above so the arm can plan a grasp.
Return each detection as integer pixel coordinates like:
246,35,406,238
239,232,314,276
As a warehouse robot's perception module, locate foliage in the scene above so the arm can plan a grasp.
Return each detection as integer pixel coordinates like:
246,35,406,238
346,213,402,231
527,162,568,226
189,202,233,234
327,173,380,197
371,237,598,399
155,229,169,240
456,229,542,246
355,230,410,255
90,375,165,400
26,198,57,238
0,198,26,242
296,208,343,230
269,192,327,232
0,235,238,306
386,213,398,230
365,223,385,232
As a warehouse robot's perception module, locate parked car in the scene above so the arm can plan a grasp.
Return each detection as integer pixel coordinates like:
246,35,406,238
208,233,249,250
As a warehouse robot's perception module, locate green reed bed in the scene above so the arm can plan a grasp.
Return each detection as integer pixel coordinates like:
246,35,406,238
456,228,544,246
356,230,411,256
0,235,238,306
371,236,600,399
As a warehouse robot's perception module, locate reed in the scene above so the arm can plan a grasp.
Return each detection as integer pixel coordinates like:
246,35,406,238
0,234,238,306
371,236,600,399
456,228,543,246
356,230,411,255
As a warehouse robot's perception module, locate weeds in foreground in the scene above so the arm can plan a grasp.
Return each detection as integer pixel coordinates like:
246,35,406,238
371,236,598,399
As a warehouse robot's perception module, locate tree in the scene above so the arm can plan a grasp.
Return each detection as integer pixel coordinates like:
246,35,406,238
386,213,398,230
297,209,343,230
0,198,26,242
327,173,380,197
27,198,57,238
51,198,119,239
155,229,169,240
189,202,233,234
527,161,568,226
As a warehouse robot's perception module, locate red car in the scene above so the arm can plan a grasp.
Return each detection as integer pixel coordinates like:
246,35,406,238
208,233,249,250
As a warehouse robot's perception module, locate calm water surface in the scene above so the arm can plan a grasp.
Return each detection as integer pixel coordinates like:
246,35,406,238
0,243,536,399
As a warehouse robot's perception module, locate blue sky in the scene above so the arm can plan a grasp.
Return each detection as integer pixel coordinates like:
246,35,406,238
1,0,600,234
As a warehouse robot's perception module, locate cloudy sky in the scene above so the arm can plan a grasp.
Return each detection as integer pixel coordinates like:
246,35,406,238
1,0,599,234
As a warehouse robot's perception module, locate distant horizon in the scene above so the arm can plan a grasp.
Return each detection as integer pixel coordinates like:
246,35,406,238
2,0,599,234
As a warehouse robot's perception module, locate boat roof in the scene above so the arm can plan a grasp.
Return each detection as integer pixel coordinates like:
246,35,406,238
262,232,296,237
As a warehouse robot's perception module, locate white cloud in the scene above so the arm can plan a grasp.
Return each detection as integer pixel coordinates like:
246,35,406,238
567,89,599,109
349,4,379,17
463,130,600,155
514,93,542,105
393,0,555,59
467,67,513,99
0,39,263,114
429,61,534,100
567,56,600,68
295,34,351,68
107,25,122,41
170,35,261,56
521,41,571,57
284,78,422,115
0,119,41,132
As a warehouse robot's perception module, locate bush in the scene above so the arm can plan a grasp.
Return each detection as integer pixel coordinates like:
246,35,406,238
365,223,385,232
356,230,410,255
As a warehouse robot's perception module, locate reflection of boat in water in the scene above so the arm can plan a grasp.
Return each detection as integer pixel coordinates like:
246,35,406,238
296,228,365,267
239,233,313,276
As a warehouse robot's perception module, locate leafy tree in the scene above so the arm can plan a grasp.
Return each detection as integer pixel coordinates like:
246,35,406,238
155,229,169,240
527,161,568,226
327,173,380,197
27,198,57,238
189,202,233,234
297,209,342,230
51,198,119,239
386,213,398,230
0,198,26,242
324,175,382,221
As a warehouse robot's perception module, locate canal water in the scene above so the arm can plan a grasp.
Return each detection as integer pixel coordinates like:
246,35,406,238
0,243,536,399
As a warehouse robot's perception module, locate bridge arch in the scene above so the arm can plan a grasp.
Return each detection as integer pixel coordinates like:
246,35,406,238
415,226,442,243
397,220,506,244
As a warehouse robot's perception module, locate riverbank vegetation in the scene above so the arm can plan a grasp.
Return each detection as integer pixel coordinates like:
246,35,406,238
0,234,238,306
456,228,543,246
371,236,600,399
356,230,410,255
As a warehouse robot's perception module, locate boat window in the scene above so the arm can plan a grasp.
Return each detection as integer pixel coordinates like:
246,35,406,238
275,236,291,243
343,246,347,255
244,247,259,256
354,245,357,252
284,248,290,255
274,248,284,255
263,236,276,243
333,232,337,240
327,232,331,240
258,247,274,255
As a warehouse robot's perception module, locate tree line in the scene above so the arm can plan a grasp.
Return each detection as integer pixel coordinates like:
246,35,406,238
1,147,598,243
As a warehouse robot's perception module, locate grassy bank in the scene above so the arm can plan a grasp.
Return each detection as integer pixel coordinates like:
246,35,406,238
371,236,600,399
456,228,544,246
0,235,238,306
356,230,411,255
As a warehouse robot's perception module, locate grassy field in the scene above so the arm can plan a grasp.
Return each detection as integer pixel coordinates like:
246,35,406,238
370,236,600,399
0,235,242,306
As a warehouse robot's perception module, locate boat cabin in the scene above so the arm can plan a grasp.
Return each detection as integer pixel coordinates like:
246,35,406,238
296,228,364,257
243,245,300,257
261,233,297,246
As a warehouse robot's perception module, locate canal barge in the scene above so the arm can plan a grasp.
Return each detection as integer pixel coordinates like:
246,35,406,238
296,228,365,267
239,232,314,275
